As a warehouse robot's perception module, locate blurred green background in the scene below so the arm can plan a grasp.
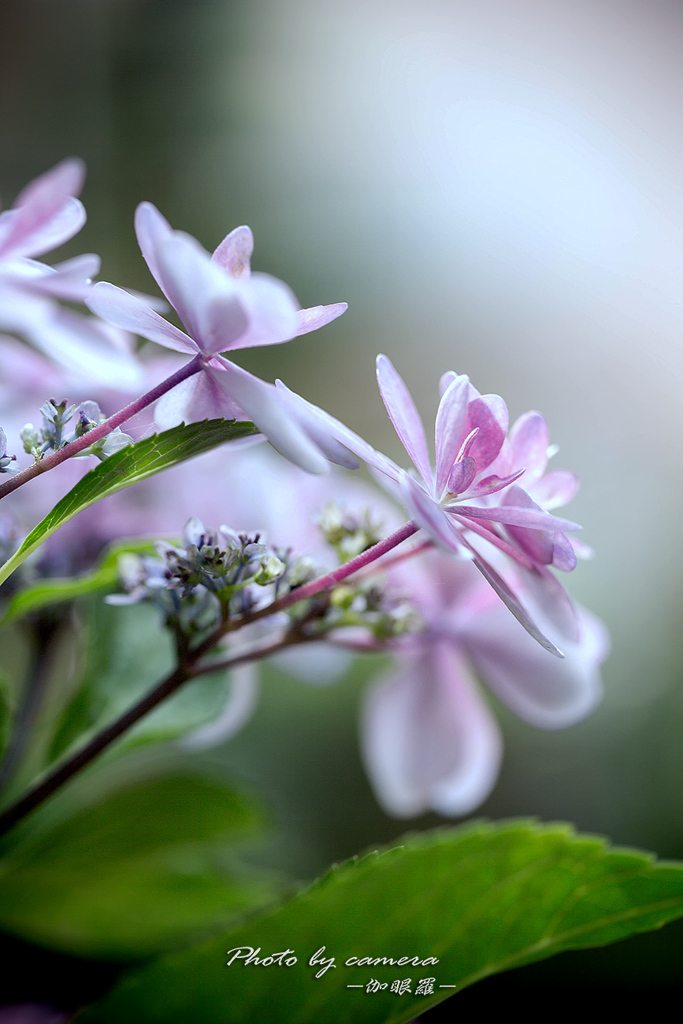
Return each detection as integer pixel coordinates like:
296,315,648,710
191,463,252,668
2,0,683,1010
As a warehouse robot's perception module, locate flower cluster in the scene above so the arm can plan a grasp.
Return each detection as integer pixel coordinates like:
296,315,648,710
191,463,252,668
0,159,609,822
20,399,133,461
109,518,291,636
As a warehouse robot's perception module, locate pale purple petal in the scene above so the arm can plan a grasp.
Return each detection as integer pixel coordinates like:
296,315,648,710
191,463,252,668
5,200,86,261
211,225,254,278
27,308,145,389
275,379,397,475
570,536,594,560
273,381,360,469
134,202,174,288
153,370,244,430
0,158,85,259
434,374,470,494
211,361,330,474
86,281,197,354
497,487,555,565
462,603,606,729
552,532,578,571
399,472,465,555
516,564,580,642
438,369,476,398
463,394,508,472
453,499,580,533
376,354,432,485
181,666,259,749
226,272,300,349
294,302,348,335
14,157,84,211
466,467,526,498
464,546,564,657
509,410,549,480
274,641,352,684
532,469,579,509
446,455,477,494
17,254,99,301
154,234,249,353
361,642,502,817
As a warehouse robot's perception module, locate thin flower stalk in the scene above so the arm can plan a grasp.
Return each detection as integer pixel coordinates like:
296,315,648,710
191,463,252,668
0,354,204,501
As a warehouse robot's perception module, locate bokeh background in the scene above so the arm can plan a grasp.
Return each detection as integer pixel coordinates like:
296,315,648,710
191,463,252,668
2,0,683,1010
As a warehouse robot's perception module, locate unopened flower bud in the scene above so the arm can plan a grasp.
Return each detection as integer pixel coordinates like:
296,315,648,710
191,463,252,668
20,423,41,455
253,553,286,585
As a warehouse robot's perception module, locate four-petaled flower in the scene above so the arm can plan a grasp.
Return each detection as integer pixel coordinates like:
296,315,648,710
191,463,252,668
362,551,608,817
86,203,348,473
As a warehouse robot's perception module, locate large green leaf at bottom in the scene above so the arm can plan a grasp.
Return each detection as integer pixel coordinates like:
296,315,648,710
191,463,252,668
0,771,280,957
82,820,683,1023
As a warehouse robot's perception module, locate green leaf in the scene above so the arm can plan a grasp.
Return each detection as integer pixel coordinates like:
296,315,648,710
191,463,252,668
1,537,160,626
81,820,683,1023
0,673,12,763
46,600,238,767
0,771,280,957
0,419,258,587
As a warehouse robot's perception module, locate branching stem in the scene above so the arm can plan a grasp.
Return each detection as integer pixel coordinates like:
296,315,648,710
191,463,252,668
0,519,419,836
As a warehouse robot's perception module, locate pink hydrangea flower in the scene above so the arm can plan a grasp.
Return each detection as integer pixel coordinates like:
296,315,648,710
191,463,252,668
0,160,142,388
276,356,583,653
86,204,348,473
361,552,608,818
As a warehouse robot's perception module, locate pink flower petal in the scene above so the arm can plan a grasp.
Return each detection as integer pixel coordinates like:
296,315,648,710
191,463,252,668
434,374,470,495
453,499,580,533
134,202,174,289
464,546,564,657
153,370,244,430
154,234,250,353
466,467,526,498
211,225,254,278
294,302,348,336
532,469,579,509
86,281,197,354
446,455,477,494
376,355,432,485
552,532,578,571
462,602,605,729
361,642,502,817
275,380,401,477
273,380,361,469
211,361,330,474
399,472,466,555
509,410,550,481
463,394,508,472
227,272,300,350
27,308,144,389
0,158,85,259
516,564,580,643
498,487,555,566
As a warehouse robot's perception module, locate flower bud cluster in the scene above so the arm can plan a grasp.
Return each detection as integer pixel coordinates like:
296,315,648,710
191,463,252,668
109,518,299,639
0,428,16,474
326,580,419,641
157,518,287,598
316,502,385,561
20,399,133,462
